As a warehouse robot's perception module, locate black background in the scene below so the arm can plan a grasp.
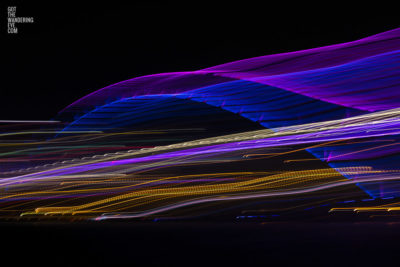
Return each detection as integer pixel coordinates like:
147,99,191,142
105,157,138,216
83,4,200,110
2,221,400,266
1,3,400,266
1,1,398,120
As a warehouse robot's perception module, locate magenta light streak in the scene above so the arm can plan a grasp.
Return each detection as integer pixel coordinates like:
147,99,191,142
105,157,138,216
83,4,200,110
59,28,400,116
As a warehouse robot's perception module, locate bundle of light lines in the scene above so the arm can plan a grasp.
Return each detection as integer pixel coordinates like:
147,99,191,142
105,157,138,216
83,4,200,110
1,28,400,221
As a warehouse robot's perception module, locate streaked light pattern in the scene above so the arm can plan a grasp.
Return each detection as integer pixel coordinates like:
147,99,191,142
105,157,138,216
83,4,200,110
2,28,400,221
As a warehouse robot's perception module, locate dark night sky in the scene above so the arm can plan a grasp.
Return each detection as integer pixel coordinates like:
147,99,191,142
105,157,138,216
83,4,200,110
1,1,399,120
1,4,400,265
